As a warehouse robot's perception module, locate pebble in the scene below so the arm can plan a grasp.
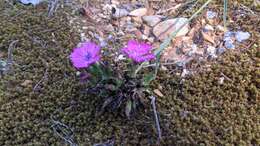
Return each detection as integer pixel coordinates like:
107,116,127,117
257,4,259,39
224,40,235,49
153,89,164,97
235,31,250,42
217,47,226,54
181,69,189,78
206,11,217,19
224,31,234,40
188,44,197,56
129,8,147,17
0,60,7,72
222,30,250,49
105,24,114,32
148,37,155,43
206,46,217,57
112,7,129,18
153,18,189,40
142,15,162,27
80,33,87,41
204,24,214,31
219,77,225,84
216,25,225,32
115,54,126,61
19,0,44,5
224,31,235,49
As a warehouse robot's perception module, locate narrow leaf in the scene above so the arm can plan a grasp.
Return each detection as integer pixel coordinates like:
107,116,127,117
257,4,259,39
143,73,156,86
125,100,132,119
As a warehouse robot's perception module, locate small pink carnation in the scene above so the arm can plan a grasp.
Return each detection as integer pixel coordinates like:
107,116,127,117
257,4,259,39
121,40,155,63
70,41,101,69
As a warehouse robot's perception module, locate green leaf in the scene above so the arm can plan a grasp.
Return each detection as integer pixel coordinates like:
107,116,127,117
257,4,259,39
142,73,156,86
88,64,102,78
125,100,132,119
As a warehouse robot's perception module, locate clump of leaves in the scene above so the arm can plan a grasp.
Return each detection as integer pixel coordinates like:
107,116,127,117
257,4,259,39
70,40,154,118
86,65,146,118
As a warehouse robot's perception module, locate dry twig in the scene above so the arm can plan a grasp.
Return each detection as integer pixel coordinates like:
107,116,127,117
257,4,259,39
4,40,18,74
48,0,60,17
149,96,162,144
33,63,49,91
51,117,78,146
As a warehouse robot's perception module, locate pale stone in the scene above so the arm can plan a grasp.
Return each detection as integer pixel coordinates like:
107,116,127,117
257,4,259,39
204,24,214,31
129,8,147,17
142,15,162,27
153,18,189,41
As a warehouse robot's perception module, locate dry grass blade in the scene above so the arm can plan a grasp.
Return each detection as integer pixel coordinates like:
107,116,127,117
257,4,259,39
149,96,162,144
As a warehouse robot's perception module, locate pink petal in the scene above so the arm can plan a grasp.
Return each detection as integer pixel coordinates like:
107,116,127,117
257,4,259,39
134,54,155,63
127,40,139,50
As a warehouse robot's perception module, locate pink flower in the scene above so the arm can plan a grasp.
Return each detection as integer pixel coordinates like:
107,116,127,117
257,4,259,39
122,40,155,63
70,41,101,69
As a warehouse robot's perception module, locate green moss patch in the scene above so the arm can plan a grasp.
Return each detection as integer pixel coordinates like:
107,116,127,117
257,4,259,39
0,1,259,146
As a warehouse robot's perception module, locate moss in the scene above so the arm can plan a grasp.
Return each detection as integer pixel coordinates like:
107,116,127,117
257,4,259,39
0,1,259,146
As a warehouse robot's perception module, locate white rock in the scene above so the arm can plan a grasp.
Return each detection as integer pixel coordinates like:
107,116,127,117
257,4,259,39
115,54,126,61
235,31,250,42
111,0,120,5
216,25,225,31
80,33,87,41
219,77,225,84
105,24,114,32
206,46,217,57
204,24,214,31
19,0,43,5
153,18,189,41
148,37,155,43
129,8,147,17
181,69,189,78
188,44,197,56
142,35,148,40
206,11,217,19
142,15,162,27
